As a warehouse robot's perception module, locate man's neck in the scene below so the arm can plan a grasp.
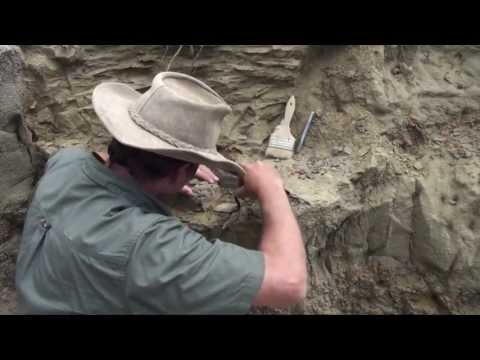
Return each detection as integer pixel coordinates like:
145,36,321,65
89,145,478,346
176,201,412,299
93,151,132,182
93,151,172,201
94,151,109,164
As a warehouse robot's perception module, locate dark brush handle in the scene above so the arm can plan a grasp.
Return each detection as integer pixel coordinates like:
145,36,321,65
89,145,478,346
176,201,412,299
295,111,316,153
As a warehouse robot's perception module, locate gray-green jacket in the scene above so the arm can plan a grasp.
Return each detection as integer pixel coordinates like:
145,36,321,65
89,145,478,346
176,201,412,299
15,148,264,314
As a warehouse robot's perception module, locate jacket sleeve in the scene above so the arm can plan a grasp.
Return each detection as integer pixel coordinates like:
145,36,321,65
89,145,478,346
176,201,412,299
124,215,265,314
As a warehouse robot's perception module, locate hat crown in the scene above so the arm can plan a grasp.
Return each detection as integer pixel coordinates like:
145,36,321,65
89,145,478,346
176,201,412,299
130,72,231,150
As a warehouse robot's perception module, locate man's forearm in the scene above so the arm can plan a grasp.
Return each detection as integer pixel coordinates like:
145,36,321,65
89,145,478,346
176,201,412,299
240,161,307,306
258,187,307,290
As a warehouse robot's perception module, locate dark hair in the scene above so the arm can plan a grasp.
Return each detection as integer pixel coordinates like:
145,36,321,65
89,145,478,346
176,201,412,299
108,138,196,179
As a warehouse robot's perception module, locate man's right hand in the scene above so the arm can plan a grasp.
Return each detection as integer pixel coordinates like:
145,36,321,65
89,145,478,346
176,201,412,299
237,161,285,199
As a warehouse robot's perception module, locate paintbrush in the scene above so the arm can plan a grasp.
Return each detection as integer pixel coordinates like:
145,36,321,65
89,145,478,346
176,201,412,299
265,95,296,159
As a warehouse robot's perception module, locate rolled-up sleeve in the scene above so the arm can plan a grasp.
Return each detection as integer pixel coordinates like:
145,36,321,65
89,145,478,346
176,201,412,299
125,216,265,314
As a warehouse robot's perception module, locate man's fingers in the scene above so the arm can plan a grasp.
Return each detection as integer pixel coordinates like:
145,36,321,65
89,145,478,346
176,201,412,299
195,164,219,184
240,163,252,171
240,161,261,173
180,185,193,196
202,165,219,181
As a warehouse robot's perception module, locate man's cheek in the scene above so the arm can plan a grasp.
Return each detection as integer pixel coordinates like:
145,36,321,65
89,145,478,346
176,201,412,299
189,165,199,178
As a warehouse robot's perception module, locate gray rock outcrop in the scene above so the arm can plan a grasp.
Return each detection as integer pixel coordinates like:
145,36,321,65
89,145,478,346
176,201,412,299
0,46,45,314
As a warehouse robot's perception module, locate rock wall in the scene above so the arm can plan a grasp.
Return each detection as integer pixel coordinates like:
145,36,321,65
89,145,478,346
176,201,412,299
20,45,305,158
1,45,479,314
0,46,45,314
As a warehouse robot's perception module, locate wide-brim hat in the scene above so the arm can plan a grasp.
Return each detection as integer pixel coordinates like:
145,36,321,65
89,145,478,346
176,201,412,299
92,71,245,178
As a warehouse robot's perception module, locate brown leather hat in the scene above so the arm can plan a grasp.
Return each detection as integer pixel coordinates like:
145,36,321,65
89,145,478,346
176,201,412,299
92,72,244,177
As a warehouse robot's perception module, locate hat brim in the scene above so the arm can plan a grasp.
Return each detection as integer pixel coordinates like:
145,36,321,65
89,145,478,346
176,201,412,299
92,82,245,178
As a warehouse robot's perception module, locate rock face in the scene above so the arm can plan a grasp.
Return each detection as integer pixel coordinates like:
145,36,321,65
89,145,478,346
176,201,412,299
0,46,45,314
1,45,479,314
20,45,306,157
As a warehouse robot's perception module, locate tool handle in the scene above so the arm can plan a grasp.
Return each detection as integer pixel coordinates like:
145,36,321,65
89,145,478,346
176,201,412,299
296,111,316,153
217,168,245,189
280,96,296,127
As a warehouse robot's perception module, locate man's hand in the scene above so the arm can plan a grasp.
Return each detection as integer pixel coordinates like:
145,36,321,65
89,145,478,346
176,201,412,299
237,161,285,199
180,164,219,196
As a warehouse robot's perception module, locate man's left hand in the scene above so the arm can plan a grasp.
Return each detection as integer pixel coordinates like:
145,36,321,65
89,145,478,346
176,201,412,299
180,165,219,196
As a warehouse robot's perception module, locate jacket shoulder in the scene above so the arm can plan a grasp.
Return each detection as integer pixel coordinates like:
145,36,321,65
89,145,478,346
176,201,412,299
46,147,91,172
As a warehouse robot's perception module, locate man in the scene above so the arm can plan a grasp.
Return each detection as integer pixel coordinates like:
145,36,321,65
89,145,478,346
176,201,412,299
15,72,307,314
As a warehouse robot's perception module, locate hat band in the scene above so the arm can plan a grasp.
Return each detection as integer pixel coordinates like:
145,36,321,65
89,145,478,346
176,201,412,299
128,108,218,155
